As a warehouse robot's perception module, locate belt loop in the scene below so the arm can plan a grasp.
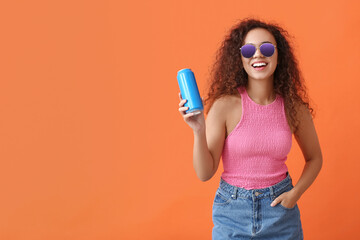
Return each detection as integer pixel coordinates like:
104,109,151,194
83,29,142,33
269,186,275,201
231,187,238,200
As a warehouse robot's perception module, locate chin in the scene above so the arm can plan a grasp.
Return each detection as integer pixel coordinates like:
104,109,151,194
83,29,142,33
248,73,274,81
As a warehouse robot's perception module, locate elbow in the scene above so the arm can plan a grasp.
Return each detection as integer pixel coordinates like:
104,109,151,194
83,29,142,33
306,154,323,171
317,152,323,169
199,175,212,182
197,172,214,182
319,156,323,170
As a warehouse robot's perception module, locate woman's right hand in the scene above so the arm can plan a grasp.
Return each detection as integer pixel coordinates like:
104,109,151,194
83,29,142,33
178,92,206,133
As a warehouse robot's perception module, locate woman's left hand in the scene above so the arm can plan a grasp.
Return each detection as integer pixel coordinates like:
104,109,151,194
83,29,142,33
270,189,300,209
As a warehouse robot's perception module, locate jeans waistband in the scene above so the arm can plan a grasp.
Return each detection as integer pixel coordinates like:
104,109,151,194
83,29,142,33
219,172,293,200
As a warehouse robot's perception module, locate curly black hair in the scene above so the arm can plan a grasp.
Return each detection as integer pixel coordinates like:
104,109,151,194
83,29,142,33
204,18,314,133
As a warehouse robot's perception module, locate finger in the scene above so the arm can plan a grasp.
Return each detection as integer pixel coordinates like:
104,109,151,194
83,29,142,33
183,112,197,119
179,106,189,113
271,197,281,207
178,99,187,107
179,92,183,100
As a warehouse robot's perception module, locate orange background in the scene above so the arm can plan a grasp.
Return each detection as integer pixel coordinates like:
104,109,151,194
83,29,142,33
0,0,359,239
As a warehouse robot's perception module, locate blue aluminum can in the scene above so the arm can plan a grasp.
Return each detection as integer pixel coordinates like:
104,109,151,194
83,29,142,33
177,68,203,115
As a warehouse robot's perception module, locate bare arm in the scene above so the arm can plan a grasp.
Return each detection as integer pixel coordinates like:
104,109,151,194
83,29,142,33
271,103,323,208
292,104,323,198
178,94,227,182
192,99,227,181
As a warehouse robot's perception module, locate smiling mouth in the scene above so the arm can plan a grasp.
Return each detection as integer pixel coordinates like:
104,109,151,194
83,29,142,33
252,62,268,68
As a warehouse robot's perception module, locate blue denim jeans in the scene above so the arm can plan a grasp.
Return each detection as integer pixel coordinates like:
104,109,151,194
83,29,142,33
212,172,303,239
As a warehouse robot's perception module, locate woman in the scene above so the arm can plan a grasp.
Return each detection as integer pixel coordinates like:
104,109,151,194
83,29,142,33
178,18,323,239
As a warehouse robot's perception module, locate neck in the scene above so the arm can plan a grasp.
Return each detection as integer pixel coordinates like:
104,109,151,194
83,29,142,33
246,77,276,105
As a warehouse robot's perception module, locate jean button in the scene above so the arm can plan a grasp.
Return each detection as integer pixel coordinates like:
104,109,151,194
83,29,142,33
255,192,261,196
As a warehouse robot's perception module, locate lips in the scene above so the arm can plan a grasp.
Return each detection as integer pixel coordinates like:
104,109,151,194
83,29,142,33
251,61,268,71
252,61,268,68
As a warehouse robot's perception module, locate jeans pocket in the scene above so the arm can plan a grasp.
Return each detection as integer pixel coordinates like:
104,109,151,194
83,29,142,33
213,189,232,206
276,184,296,210
279,202,297,210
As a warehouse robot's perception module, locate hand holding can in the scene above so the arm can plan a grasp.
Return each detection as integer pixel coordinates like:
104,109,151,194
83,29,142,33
178,92,205,132
177,68,203,115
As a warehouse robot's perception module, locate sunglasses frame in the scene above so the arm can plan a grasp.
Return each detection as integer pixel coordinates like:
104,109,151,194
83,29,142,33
240,43,277,58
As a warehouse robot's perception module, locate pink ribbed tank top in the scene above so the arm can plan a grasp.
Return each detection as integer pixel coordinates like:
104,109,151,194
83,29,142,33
221,86,292,190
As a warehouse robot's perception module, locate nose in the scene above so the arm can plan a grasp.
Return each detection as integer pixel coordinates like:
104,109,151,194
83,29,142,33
253,47,263,58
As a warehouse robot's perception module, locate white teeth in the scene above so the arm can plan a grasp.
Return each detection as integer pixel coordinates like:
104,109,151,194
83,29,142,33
252,62,267,67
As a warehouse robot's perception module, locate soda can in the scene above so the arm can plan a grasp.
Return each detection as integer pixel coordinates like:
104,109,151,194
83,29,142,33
177,68,203,115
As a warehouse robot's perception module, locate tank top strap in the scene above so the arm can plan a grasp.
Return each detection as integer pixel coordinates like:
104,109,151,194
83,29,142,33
236,86,249,110
236,86,247,102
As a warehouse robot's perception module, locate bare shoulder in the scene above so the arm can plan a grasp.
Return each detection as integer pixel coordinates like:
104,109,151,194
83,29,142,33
294,102,313,130
205,94,242,176
208,94,241,117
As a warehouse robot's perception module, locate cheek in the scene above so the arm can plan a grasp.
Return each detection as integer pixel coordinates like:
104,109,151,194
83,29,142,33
269,55,278,71
273,58,279,71
241,58,251,71
273,53,278,65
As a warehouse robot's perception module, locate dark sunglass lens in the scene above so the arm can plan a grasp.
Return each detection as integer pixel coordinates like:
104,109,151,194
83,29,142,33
241,45,256,58
260,43,275,57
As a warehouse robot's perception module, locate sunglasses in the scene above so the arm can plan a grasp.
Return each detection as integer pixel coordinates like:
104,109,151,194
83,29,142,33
240,43,276,58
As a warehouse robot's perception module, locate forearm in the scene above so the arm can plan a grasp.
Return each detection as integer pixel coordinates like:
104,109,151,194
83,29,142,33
292,156,323,199
193,129,215,181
